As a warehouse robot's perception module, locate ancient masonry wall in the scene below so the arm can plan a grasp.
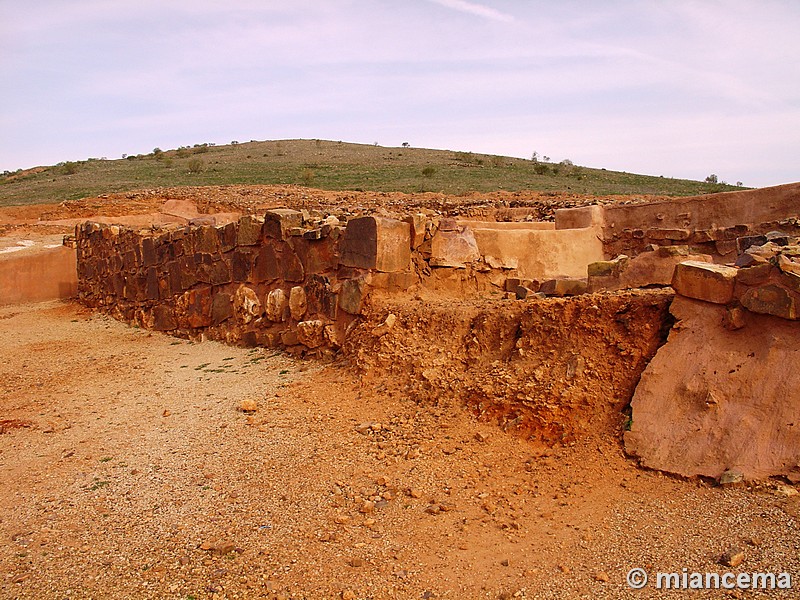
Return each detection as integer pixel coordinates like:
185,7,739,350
77,211,391,355
75,208,608,353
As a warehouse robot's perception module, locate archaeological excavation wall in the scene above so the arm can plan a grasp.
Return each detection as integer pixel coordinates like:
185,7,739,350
74,183,800,478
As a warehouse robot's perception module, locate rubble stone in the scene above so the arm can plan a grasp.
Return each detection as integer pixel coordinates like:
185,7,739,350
297,320,325,348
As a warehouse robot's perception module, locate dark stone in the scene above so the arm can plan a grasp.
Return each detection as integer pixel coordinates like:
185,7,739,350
166,260,184,296
290,237,337,275
122,250,137,272
237,215,263,246
241,331,259,347
192,226,220,255
306,274,338,319
232,249,254,282
338,278,367,315
208,260,232,286
280,249,305,282
252,244,280,283
217,222,237,253
141,237,157,266
179,256,198,290
152,305,178,331
211,293,234,325
145,267,159,300
766,231,790,246
736,235,768,255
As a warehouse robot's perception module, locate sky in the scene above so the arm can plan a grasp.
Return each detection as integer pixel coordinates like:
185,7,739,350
1,0,799,188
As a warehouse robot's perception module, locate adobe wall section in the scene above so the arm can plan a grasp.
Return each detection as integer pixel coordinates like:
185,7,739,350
600,183,800,259
0,246,77,305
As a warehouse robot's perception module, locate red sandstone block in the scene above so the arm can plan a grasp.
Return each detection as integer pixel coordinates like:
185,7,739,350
340,217,411,273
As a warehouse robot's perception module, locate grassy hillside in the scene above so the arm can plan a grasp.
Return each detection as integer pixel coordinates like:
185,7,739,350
0,139,743,207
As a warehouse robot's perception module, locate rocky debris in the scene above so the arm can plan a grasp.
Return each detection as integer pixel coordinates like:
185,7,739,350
720,549,746,568
238,399,258,413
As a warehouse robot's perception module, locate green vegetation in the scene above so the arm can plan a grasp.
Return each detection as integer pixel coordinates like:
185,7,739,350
0,139,745,207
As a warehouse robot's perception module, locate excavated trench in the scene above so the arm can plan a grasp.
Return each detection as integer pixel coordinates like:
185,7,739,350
346,289,674,446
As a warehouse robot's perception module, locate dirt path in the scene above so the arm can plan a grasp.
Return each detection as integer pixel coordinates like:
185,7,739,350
1,301,798,599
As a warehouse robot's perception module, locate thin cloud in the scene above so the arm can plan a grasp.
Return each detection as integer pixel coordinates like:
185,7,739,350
427,0,514,23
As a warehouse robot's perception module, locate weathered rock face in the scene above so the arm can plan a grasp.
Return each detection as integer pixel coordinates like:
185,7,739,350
625,296,800,480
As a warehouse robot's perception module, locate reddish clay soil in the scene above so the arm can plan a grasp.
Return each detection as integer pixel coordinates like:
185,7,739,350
1,301,799,600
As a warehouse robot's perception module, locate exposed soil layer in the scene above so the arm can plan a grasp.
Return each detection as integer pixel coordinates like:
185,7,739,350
347,290,674,446
1,301,799,599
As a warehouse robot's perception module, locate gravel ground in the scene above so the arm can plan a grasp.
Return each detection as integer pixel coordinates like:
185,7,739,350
1,300,798,599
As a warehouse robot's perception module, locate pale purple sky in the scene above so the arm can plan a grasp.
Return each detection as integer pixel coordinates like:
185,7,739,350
2,0,798,187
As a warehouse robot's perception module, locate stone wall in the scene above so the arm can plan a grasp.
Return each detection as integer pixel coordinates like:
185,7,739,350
76,210,417,355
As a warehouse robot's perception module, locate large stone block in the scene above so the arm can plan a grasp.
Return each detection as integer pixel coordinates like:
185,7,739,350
671,261,737,304
211,292,234,325
340,216,411,272
741,284,798,320
237,215,264,246
430,228,480,268
290,237,338,274
217,222,237,253
252,244,280,283
192,225,221,255
263,209,303,240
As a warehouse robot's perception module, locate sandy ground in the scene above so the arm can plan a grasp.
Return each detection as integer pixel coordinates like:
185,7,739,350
1,300,799,599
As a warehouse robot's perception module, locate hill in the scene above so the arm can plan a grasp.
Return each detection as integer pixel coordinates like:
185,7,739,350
0,139,743,207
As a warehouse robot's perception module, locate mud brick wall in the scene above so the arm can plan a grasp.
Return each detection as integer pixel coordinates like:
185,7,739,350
597,184,800,260
75,210,419,355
